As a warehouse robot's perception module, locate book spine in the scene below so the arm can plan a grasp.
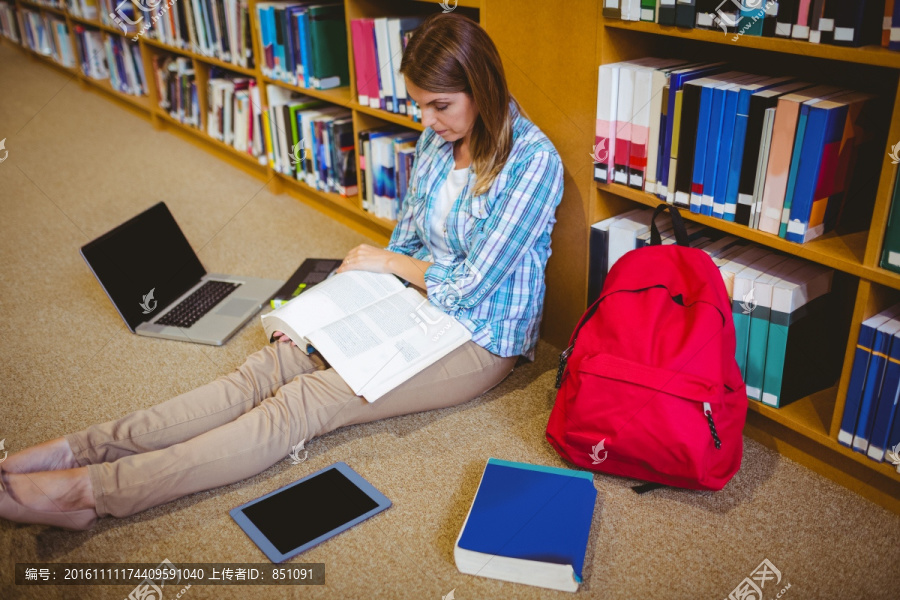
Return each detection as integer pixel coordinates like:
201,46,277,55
839,323,878,445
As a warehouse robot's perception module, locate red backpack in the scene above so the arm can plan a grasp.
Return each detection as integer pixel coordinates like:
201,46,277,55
547,205,747,491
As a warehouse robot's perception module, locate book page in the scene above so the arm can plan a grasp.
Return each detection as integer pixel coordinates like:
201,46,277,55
305,288,472,401
260,270,407,341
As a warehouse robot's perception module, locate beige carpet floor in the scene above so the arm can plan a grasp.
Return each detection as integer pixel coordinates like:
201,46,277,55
1,40,899,600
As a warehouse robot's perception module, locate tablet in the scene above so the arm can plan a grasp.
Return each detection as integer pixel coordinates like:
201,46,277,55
230,462,391,563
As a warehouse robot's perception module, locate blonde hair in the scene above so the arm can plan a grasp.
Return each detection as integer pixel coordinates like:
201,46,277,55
399,13,518,196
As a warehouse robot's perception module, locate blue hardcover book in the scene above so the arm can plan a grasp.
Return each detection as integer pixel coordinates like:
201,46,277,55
777,103,810,239
272,6,287,80
885,397,900,465
658,63,726,203
712,83,744,219
297,8,312,88
702,82,731,216
868,329,900,462
690,83,715,214
282,5,302,84
722,77,795,221
784,98,849,243
853,317,900,453
839,305,900,446
455,458,597,592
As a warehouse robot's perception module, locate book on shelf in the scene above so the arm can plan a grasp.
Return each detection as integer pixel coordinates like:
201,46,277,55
67,0,98,20
731,252,790,377
454,458,597,593
257,2,348,89
0,2,19,43
359,127,419,220
154,56,199,126
879,166,900,274
103,36,146,96
852,313,900,454
260,270,471,402
74,25,109,80
868,324,900,462
839,303,900,447
760,262,837,408
350,16,423,118
208,71,262,159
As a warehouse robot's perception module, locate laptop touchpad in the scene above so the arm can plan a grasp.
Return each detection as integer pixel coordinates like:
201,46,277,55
217,298,258,317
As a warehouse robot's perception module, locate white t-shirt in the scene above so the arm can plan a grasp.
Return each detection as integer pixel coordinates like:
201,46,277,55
428,166,469,260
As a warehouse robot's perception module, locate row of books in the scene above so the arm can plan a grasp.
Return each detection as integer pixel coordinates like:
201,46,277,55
265,85,356,196
1,2,19,43
839,302,900,465
74,25,108,79
604,0,881,48
256,2,348,90
139,0,254,70
19,9,71,66
65,0,98,20
351,16,423,120
594,58,881,244
589,206,842,408
359,128,418,221
103,34,147,95
153,55,199,127
208,70,264,159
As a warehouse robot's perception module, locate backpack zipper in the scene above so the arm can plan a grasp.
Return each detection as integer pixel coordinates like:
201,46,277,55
704,402,722,449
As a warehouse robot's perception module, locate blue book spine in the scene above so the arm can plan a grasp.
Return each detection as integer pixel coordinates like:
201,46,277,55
702,85,728,217
840,322,879,446
778,104,810,239
690,84,714,214
655,103,669,200
886,394,900,461
853,326,895,453
785,104,848,243
298,10,313,89
868,334,900,461
713,87,741,219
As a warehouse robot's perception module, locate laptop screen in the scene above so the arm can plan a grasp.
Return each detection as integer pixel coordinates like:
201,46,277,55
80,202,206,331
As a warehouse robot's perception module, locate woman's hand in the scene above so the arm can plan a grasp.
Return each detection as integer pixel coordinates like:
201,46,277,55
336,244,398,275
272,331,298,347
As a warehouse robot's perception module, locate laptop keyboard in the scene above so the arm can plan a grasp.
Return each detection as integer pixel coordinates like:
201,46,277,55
156,280,240,328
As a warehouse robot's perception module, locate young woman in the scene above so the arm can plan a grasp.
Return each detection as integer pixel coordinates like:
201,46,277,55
0,13,564,530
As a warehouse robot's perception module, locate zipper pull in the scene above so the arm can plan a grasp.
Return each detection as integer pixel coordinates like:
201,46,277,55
704,402,722,450
555,345,573,389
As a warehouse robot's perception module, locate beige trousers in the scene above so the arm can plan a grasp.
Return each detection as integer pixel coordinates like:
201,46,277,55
66,341,516,518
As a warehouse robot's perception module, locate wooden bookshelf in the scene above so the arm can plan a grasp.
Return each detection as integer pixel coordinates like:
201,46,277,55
596,11,900,512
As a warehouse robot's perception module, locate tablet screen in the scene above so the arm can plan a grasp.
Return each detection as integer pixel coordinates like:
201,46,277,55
240,467,379,555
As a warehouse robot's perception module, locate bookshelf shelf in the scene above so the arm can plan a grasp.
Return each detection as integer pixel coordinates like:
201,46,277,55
140,37,258,77
67,13,131,37
260,76,354,107
595,182,900,289
603,20,900,70
349,100,425,131
18,0,65,17
85,75,150,110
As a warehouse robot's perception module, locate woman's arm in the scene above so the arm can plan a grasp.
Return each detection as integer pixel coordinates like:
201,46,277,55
336,244,432,290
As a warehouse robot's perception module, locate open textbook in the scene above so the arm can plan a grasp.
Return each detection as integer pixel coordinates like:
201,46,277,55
260,270,472,402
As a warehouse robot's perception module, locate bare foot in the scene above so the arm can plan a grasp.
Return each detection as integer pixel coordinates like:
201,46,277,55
1,468,95,513
3,437,80,474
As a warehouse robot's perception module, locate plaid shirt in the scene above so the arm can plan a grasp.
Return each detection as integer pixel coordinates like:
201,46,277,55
387,104,564,359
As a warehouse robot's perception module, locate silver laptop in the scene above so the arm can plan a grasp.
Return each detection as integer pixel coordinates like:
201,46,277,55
81,202,283,345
